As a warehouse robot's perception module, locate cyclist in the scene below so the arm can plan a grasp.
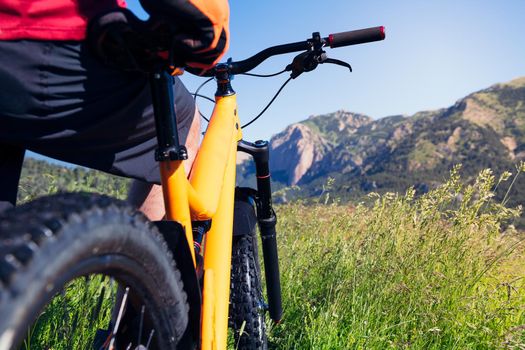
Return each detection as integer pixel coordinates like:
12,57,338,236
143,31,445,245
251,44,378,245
0,0,230,219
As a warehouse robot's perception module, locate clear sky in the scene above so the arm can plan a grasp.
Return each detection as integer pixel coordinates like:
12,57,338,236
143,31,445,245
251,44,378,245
28,0,525,164
128,0,525,141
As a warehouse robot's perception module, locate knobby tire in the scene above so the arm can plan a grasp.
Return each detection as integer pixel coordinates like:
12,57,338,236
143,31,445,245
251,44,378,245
0,193,189,350
229,198,268,350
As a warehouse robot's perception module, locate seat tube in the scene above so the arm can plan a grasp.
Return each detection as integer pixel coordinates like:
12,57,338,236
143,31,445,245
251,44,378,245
149,70,195,264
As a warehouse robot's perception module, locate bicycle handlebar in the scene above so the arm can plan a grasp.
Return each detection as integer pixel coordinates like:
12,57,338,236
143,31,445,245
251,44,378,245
228,41,311,75
327,26,386,48
193,26,385,77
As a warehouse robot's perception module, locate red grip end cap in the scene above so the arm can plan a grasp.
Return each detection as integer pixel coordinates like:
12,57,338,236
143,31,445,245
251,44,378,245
380,26,386,39
328,34,334,47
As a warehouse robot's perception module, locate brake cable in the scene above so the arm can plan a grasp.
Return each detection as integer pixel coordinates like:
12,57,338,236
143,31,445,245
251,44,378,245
194,94,215,104
191,43,351,127
191,69,291,126
241,76,292,128
240,69,287,78
193,77,214,122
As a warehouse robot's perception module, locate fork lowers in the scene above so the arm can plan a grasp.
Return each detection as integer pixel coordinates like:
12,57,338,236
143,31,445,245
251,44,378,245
238,140,283,323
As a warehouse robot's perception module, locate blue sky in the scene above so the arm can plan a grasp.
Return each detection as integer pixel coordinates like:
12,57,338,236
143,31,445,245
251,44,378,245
127,0,525,141
30,0,525,163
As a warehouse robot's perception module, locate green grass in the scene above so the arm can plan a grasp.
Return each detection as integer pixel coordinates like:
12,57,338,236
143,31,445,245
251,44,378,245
15,161,525,349
269,166,525,349
23,275,117,350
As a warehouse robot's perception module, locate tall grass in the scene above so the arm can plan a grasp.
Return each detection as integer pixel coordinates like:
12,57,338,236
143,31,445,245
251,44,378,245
270,166,525,349
23,276,116,350
16,163,525,348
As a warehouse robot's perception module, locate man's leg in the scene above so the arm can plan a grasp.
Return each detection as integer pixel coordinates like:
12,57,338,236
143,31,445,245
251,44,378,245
0,41,200,217
0,144,25,212
127,105,201,220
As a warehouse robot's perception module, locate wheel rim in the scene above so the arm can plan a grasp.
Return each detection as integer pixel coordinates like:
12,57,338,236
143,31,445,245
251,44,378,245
16,255,172,350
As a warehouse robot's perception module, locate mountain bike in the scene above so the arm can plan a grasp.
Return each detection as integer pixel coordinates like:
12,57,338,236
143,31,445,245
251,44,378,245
0,23,385,350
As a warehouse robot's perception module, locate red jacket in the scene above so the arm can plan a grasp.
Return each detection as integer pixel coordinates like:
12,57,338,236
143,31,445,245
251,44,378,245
0,0,229,68
0,0,126,41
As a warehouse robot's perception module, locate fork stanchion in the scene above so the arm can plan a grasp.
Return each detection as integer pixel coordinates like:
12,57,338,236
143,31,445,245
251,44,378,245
238,140,283,323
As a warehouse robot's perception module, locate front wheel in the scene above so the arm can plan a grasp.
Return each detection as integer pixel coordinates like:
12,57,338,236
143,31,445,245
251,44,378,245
229,197,268,350
0,193,189,350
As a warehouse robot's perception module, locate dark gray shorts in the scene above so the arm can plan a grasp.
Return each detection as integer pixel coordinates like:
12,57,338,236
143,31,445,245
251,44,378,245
0,40,196,208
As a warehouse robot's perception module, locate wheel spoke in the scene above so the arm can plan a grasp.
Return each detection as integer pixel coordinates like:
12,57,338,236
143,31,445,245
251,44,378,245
145,329,155,349
112,286,130,337
138,305,145,346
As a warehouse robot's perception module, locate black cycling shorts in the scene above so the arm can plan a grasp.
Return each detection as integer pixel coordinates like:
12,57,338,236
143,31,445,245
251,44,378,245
0,40,196,209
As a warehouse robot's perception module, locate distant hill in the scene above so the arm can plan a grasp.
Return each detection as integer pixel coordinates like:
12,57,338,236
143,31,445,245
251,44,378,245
18,77,525,217
237,77,525,208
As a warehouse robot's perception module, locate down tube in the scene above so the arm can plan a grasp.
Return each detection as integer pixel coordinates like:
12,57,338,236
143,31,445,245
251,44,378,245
201,94,242,350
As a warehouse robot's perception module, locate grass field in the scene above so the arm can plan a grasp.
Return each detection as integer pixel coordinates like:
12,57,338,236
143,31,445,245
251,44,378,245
16,163,525,349
270,166,525,349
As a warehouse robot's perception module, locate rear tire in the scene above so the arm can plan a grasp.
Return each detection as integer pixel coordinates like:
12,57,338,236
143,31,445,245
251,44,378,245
229,198,268,350
0,193,189,350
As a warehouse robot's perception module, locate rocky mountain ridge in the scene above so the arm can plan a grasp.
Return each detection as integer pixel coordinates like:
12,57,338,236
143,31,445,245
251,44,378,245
237,77,525,203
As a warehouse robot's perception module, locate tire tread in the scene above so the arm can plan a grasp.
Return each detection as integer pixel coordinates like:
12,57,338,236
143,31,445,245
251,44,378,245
0,192,189,349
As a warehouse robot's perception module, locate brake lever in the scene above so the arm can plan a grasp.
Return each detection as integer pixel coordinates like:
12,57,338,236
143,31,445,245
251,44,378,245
286,46,352,79
286,51,320,79
321,57,352,72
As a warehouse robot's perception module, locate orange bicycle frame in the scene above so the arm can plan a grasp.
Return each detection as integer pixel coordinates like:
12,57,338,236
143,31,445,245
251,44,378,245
151,70,241,350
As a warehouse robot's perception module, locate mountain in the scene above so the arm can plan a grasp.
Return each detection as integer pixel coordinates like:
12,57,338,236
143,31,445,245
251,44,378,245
18,77,525,211
237,77,525,204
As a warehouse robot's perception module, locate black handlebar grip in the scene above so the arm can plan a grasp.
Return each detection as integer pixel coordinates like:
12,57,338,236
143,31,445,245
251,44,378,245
327,26,385,48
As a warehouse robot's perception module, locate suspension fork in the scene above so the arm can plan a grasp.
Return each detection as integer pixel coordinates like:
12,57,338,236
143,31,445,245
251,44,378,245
238,140,283,323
